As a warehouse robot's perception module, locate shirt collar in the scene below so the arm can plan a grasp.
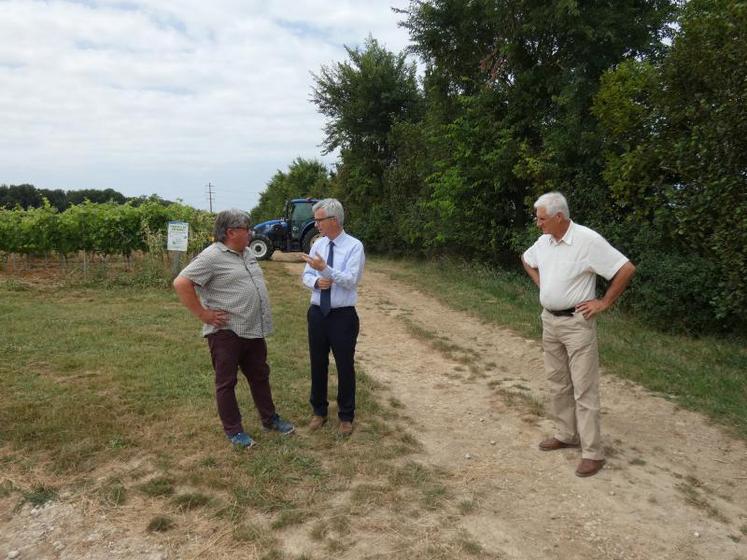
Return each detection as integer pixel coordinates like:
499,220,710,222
550,221,575,246
327,230,347,245
216,241,244,255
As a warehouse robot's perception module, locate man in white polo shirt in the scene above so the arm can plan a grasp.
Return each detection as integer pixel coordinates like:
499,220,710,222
522,192,636,477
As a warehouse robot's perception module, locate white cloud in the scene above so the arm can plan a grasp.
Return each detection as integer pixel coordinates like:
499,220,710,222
0,0,414,210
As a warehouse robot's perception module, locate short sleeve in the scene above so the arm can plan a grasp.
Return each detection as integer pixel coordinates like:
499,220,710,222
523,241,539,268
179,250,215,287
589,237,628,280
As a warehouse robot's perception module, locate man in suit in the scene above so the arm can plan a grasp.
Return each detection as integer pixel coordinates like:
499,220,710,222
301,199,365,436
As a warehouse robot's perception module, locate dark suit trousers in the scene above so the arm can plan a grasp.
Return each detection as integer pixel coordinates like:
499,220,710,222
207,330,276,436
307,305,359,422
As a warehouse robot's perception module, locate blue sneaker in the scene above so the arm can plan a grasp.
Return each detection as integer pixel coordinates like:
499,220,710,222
261,413,295,435
228,431,255,448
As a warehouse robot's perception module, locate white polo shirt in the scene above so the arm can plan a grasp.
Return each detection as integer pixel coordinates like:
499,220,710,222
522,221,629,311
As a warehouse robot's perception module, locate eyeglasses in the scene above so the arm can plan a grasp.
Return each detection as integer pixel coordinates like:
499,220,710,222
314,216,336,224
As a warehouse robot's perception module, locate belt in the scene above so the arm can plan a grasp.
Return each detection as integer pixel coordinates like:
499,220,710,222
312,305,355,312
545,307,577,317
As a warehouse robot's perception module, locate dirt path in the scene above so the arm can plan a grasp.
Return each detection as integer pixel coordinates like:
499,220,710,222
319,259,747,559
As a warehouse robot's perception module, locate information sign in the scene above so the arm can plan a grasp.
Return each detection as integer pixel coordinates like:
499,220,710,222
167,221,189,252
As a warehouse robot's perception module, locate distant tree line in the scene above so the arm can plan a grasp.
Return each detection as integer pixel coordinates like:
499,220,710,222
253,0,745,336
0,184,174,211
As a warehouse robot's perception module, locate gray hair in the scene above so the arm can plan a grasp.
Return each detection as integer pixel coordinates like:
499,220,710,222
312,198,345,226
534,192,570,219
213,209,251,242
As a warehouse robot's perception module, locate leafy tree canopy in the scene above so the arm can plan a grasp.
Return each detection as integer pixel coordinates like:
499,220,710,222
250,158,332,224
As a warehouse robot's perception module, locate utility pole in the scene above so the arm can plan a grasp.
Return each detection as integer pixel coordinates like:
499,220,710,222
206,182,215,213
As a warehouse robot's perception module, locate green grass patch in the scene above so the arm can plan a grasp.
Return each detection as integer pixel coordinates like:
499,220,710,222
0,479,17,498
0,260,437,551
22,484,57,506
454,531,483,556
99,478,127,506
172,492,211,511
399,317,476,366
270,507,307,530
494,388,545,418
675,480,727,522
233,522,277,548
146,515,175,533
138,476,175,498
457,499,477,515
388,462,449,511
372,256,747,438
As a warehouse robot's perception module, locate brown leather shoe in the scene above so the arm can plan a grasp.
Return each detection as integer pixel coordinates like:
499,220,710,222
308,415,327,431
575,458,606,477
338,421,353,436
538,437,580,451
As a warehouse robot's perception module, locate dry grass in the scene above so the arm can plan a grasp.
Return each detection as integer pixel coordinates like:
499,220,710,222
674,477,728,523
494,387,545,418
398,317,482,376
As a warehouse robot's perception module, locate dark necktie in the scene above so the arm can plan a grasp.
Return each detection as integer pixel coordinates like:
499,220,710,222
319,241,334,316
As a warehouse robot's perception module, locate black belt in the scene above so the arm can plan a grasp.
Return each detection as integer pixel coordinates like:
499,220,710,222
545,307,577,317
312,305,354,312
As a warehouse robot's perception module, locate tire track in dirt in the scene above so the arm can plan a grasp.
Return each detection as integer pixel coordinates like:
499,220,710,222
286,258,747,559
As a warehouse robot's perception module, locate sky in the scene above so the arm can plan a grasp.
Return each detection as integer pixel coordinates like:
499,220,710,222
0,0,415,212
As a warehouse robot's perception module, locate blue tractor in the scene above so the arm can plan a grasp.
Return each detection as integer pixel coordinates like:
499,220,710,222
249,198,321,260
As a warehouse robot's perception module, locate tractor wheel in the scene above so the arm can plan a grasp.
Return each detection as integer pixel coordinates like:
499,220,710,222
302,229,322,254
249,237,274,260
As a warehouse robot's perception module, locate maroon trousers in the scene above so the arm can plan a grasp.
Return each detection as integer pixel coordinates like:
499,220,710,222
206,330,276,436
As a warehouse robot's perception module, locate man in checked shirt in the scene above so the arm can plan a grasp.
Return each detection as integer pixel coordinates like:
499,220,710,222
174,209,294,449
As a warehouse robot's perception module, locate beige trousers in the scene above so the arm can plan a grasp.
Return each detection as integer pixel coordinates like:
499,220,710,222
541,310,603,460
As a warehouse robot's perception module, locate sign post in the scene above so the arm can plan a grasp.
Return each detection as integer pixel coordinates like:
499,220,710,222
167,221,189,277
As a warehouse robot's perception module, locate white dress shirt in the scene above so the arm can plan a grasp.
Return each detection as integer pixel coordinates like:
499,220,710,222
302,231,365,308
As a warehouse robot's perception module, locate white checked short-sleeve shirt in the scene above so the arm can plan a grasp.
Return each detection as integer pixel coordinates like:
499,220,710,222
178,242,273,338
522,221,629,311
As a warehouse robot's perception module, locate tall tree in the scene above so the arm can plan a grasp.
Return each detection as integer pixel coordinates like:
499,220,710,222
312,36,422,158
37,188,68,211
311,36,423,243
250,158,331,224
399,0,675,261
67,188,126,206
594,0,747,332
0,184,43,209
